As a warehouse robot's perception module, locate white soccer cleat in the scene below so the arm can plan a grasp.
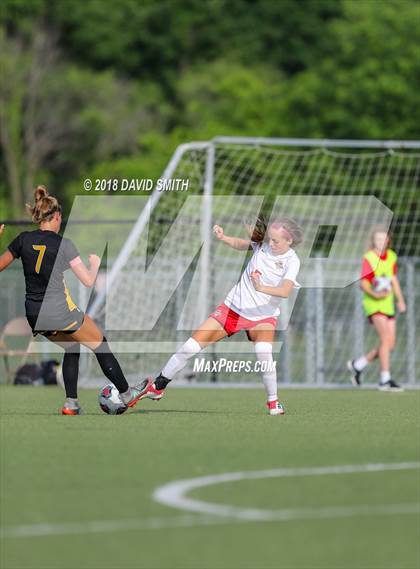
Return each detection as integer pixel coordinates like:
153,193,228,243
267,400,285,416
347,359,362,387
378,380,404,392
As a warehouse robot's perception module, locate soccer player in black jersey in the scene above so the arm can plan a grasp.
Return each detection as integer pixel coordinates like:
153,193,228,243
0,186,147,414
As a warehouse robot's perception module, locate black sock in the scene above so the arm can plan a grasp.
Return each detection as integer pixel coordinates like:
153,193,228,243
93,337,129,393
154,374,171,390
62,344,80,398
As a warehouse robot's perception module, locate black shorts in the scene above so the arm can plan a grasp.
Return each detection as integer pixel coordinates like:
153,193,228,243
25,299,85,337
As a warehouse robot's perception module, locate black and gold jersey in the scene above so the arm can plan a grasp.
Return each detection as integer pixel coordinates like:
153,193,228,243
8,229,80,303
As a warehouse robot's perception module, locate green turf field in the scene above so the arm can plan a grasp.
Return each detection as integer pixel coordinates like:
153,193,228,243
0,386,419,569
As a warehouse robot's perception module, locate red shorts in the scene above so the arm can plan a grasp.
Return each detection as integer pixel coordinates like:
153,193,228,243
367,312,396,324
209,303,277,338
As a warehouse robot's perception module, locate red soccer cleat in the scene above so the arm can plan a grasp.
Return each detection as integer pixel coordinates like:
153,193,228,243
61,405,83,415
125,378,165,408
266,400,285,416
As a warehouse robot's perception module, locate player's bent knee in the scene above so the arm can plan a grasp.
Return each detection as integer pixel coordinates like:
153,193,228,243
181,337,202,355
91,336,109,352
192,333,217,349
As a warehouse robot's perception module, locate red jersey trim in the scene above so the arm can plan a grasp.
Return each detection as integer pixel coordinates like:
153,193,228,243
361,258,375,282
360,250,397,282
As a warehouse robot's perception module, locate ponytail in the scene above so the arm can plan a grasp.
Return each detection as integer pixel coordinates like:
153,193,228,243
244,214,267,244
26,185,62,224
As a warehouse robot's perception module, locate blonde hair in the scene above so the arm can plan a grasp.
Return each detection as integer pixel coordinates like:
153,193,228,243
26,185,62,224
269,217,303,247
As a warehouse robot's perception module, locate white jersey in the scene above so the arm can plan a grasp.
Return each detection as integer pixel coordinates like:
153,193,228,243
224,242,300,321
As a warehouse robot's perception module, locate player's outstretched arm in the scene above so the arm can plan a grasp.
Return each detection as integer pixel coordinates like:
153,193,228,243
213,224,250,250
391,275,406,313
251,273,295,298
0,226,16,272
70,254,101,287
0,250,15,272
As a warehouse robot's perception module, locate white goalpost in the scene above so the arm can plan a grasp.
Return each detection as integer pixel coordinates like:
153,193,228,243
84,137,420,387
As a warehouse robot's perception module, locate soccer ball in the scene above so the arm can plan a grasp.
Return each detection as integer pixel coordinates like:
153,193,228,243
98,384,128,415
372,276,392,293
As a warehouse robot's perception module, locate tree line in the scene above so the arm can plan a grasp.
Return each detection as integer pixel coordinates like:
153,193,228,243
0,0,419,219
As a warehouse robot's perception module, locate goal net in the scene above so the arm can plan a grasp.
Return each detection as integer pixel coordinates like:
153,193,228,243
83,138,420,387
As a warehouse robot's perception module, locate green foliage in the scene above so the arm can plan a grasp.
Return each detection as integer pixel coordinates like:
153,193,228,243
0,0,46,29
48,0,342,78
0,25,168,214
279,0,420,138
0,0,419,218
174,60,284,137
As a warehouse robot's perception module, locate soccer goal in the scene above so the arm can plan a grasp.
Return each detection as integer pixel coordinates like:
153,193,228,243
85,137,420,387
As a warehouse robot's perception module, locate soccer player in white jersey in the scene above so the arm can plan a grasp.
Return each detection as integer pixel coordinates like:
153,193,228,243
130,216,302,416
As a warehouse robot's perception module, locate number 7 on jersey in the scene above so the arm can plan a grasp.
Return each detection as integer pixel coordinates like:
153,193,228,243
32,245,46,273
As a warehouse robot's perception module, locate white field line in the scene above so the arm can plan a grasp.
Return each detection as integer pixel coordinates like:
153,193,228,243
1,503,418,540
1,462,419,539
0,515,226,539
153,462,420,520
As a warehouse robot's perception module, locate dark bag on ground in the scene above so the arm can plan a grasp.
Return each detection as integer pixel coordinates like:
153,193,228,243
41,360,59,385
14,360,59,385
13,363,41,385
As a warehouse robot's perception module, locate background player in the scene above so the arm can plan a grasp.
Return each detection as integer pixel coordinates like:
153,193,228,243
134,216,302,415
347,227,406,391
0,186,145,414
